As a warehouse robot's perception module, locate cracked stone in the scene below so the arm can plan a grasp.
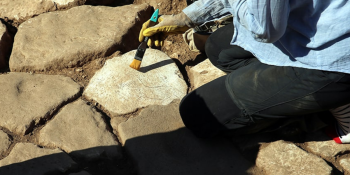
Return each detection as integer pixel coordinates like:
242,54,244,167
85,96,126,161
305,131,350,162
256,140,332,175
84,49,187,116
39,99,122,161
0,73,81,135
0,21,13,70
0,130,11,154
0,143,77,175
9,4,152,72
0,0,85,21
339,157,350,175
110,117,128,135
189,59,226,89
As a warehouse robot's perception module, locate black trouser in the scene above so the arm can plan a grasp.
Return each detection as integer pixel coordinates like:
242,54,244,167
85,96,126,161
179,24,350,138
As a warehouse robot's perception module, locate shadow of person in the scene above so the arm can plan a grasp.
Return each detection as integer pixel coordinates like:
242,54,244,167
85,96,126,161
123,127,256,175
0,145,135,175
0,127,334,175
0,130,255,175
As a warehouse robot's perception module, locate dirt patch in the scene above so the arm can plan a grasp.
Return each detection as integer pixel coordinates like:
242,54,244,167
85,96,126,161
162,35,207,91
134,0,187,15
28,51,121,88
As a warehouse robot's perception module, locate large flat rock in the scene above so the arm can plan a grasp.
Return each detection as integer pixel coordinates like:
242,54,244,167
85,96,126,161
189,59,226,89
86,0,119,6
0,0,85,22
9,4,152,72
305,131,350,162
0,73,81,135
0,22,13,70
0,130,11,154
134,0,187,15
339,158,350,175
84,49,187,116
117,101,254,175
39,99,121,161
0,143,76,175
256,140,332,175
306,140,350,160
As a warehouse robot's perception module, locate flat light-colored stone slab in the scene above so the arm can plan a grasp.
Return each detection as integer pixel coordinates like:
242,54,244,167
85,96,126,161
305,131,350,161
0,130,11,154
339,158,350,175
189,59,226,89
9,4,152,72
0,0,84,21
0,22,12,70
39,99,121,161
134,0,187,15
0,73,81,135
84,49,187,116
86,0,117,6
110,117,128,135
0,143,76,175
256,140,332,175
117,101,253,175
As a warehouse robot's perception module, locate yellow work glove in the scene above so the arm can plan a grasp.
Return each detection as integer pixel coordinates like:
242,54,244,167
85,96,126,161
139,12,195,47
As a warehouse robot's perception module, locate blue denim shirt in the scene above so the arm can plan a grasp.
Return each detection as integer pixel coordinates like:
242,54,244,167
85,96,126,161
183,0,350,74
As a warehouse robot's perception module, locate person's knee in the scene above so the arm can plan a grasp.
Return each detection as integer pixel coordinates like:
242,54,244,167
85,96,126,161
179,91,224,138
204,34,213,56
205,35,219,66
179,94,192,124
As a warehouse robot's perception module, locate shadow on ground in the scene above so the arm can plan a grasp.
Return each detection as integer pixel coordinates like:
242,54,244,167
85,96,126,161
0,128,260,175
0,123,336,175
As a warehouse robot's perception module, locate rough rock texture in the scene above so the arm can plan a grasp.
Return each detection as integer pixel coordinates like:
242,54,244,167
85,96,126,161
9,4,152,72
256,140,332,175
117,101,254,175
110,117,128,135
0,0,85,22
0,130,11,154
305,131,350,162
0,143,76,175
118,101,185,144
84,49,187,116
0,22,13,70
0,73,81,135
339,158,350,175
39,99,121,161
86,0,123,6
134,0,187,15
306,140,350,160
189,59,226,89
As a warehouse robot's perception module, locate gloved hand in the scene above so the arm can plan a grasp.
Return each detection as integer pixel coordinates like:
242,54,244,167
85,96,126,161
139,12,195,47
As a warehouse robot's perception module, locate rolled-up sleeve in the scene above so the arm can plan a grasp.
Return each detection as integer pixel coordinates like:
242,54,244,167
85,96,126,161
183,0,290,43
235,0,290,43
